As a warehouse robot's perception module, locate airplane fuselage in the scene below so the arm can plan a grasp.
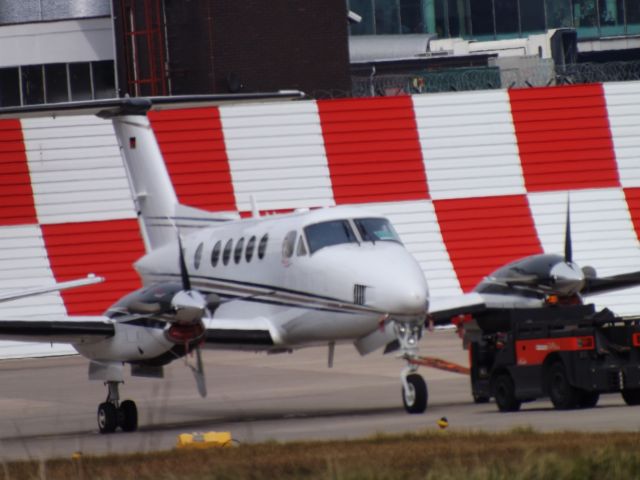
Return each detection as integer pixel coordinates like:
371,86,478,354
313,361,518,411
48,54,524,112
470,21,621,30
75,206,429,365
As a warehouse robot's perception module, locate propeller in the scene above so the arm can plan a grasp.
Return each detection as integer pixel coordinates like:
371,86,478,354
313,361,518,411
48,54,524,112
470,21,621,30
174,230,208,398
177,233,192,291
564,196,572,264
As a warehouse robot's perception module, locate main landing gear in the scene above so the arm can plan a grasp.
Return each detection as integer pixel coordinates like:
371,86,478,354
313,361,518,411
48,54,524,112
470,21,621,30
97,381,138,434
395,320,428,414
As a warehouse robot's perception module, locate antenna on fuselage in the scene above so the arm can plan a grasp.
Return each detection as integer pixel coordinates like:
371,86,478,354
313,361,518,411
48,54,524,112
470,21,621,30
250,194,260,218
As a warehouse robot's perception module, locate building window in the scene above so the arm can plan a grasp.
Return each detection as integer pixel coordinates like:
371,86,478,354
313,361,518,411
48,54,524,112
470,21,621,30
350,0,375,34
0,68,20,107
546,0,573,28
0,60,115,107
494,0,519,36
470,0,494,36
573,0,598,33
44,63,69,103
599,0,625,36
628,0,640,33
521,0,546,32
92,60,116,99
69,62,92,101
21,65,44,105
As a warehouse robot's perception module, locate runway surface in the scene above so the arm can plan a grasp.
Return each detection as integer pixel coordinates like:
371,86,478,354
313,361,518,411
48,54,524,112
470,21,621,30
1,330,640,460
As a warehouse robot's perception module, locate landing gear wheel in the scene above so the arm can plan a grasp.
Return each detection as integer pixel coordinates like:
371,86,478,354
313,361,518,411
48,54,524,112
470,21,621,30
621,389,640,406
548,362,580,410
98,402,118,434
119,399,138,432
578,390,599,409
493,374,521,412
402,374,428,414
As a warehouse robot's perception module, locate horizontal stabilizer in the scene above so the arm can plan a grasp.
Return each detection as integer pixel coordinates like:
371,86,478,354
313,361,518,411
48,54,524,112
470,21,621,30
0,275,103,304
0,92,305,119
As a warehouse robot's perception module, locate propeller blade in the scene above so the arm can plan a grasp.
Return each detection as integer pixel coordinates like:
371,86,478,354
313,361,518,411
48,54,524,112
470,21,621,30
564,196,572,264
177,233,192,291
188,346,207,398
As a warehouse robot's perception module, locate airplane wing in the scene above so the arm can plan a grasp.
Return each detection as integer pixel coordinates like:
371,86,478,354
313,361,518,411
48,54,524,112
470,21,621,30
0,316,114,344
582,271,640,296
0,275,103,304
428,291,547,324
428,292,487,323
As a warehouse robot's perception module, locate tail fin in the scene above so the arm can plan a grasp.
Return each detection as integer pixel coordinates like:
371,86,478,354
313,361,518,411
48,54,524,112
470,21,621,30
112,115,179,252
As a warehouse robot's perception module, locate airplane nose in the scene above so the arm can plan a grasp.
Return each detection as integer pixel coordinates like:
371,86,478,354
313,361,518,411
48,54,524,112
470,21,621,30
550,261,585,295
369,254,429,317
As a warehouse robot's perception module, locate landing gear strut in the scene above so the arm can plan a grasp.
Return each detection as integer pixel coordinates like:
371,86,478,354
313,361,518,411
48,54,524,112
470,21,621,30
97,381,138,433
395,320,428,414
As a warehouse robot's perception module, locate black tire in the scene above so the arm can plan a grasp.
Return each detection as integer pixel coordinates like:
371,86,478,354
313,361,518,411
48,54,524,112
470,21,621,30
98,402,118,434
402,374,428,414
472,393,490,404
119,399,138,432
547,362,581,410
621,389,640,406
578,390,600,409
493,374,521,412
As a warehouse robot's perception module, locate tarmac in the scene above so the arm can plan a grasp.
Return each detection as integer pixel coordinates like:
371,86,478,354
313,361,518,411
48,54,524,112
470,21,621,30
1,330,639,460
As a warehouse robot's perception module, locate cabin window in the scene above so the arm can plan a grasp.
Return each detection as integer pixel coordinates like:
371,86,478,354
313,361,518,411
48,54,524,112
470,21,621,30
194,242,204,269
222,239,233,265
296,236,308,256
211,240,221,267
258,234,268,259
282,231,296,258
304,220,358,255
234,237,245,264
246,235,256,262
354,218,402,244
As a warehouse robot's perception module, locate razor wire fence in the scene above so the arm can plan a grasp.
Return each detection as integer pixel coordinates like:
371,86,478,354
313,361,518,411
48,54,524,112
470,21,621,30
338,60,640,98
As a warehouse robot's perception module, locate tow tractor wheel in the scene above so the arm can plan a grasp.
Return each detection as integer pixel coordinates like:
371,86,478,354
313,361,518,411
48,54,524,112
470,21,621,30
119,399,138,432
493,373,521,412
548,362,581,410
472,393,490,404
621,389,640,406
578,390,600,409
98,402,118,434
402,374,428,414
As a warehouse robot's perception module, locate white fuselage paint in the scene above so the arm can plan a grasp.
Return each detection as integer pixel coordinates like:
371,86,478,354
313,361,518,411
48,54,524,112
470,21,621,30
74,206,430,363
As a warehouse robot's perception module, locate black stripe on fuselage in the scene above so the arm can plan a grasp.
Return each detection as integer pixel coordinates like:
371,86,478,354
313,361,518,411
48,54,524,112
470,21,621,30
148,272,379,316
205,328,273,345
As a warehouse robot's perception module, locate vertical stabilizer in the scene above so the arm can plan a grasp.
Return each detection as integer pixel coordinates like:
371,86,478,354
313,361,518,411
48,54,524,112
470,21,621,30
112,115,178,252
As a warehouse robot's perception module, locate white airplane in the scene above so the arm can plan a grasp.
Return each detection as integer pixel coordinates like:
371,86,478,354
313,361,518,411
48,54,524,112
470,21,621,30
0,94,430,433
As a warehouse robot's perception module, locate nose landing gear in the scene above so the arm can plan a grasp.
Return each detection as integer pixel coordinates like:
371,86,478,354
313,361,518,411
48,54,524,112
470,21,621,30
97,381,138,433
394,320,428,414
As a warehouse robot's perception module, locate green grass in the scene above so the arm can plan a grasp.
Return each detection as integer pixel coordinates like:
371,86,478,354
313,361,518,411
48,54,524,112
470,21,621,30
5,429,640,480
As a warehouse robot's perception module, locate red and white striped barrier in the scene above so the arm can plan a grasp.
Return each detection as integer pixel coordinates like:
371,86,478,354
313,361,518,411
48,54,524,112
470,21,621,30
0,82,638,357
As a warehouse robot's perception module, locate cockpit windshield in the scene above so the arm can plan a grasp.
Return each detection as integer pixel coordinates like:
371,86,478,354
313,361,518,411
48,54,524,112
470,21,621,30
354,218,402,244
304,220,358,254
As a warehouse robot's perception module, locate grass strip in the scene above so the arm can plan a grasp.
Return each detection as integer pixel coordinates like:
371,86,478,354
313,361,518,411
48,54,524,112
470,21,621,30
4,428,640,480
